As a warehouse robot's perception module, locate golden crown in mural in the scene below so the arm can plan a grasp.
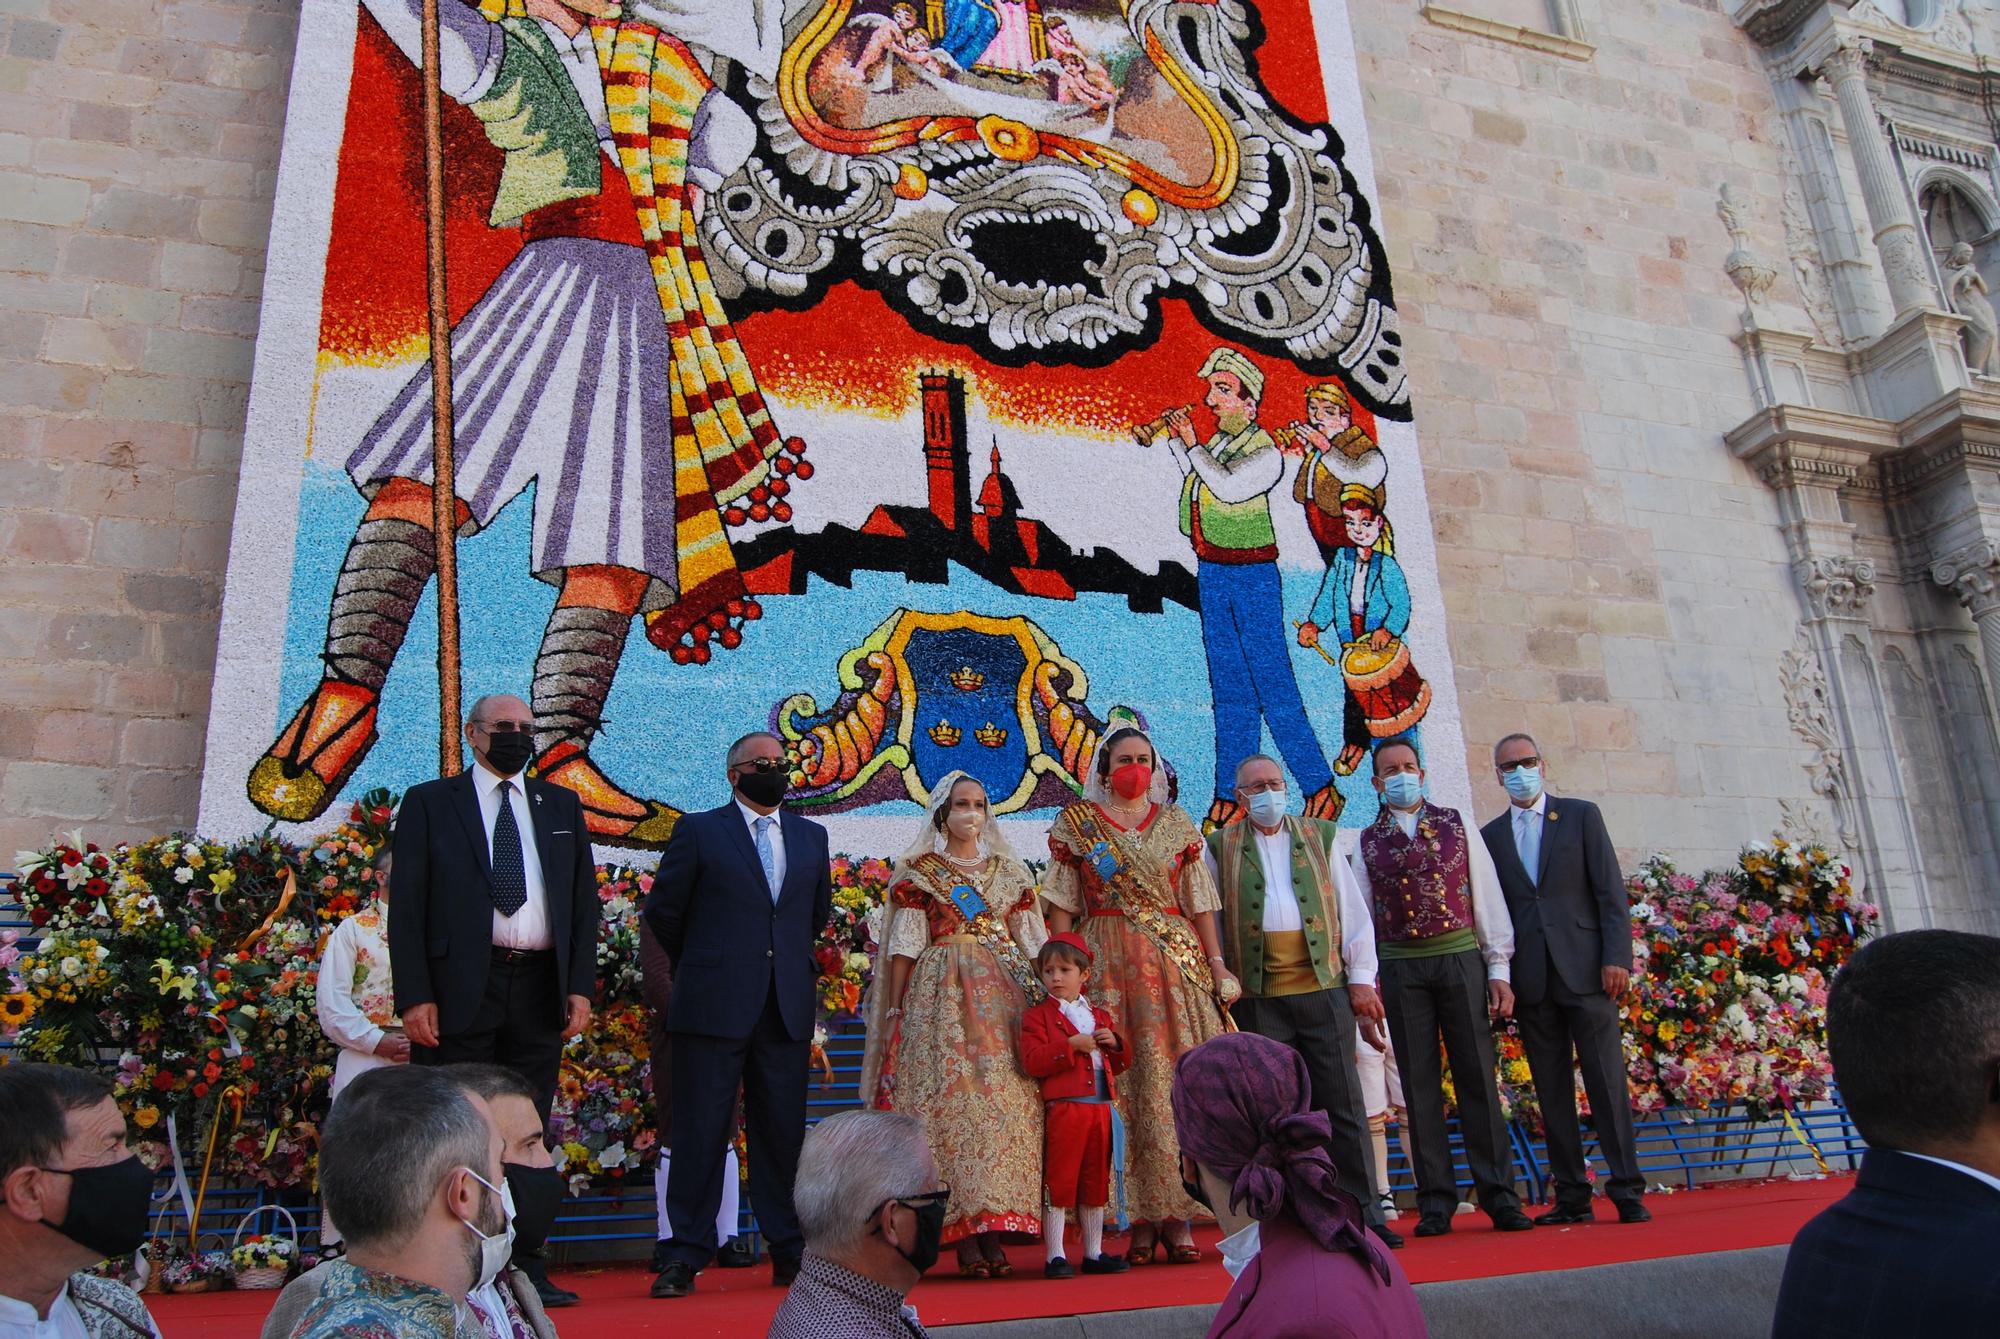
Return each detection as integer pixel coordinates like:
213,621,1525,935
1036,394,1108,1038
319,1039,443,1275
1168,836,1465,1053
928,720,963,746
949,665,985,691
975,722,1008,748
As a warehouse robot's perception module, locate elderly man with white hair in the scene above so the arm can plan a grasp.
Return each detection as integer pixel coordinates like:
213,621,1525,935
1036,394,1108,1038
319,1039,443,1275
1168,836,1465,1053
766,1110,947,1339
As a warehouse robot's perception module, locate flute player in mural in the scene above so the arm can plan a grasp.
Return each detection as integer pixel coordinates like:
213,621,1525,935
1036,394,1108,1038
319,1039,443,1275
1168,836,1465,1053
1160,348,1343,833
248,0,803,848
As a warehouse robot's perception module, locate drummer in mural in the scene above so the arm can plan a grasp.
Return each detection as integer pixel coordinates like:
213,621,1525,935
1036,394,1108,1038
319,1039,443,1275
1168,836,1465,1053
1297,487,1431,773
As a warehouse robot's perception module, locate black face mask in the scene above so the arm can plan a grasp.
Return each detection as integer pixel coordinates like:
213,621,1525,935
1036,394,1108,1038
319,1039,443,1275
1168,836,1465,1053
735,767,788,809
503,1163,564,1255
1181,1157,1212,1211
42,1155,155,1261
896,1197,946,1275
482,730,535,776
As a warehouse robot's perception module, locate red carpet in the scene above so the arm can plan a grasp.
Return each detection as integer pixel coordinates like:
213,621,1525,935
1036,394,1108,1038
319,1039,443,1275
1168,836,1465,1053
150,1174,1849,1338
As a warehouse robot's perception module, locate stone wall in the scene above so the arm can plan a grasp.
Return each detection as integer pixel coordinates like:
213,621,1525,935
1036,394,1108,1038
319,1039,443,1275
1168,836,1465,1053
0,0,1829,870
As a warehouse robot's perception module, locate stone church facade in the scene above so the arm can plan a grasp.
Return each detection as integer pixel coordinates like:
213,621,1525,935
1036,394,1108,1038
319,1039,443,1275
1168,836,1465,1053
3,0,1997,934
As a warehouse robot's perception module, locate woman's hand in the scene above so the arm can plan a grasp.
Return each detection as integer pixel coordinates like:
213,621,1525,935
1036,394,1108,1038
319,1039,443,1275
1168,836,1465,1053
1215,970,1243,1006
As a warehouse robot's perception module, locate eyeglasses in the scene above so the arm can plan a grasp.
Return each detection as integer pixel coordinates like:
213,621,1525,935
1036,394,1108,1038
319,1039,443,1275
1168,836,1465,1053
1496,756,1541,773
472,719,533,734
735,757,787,773
1236,779,1285,795
864,1185,950,1225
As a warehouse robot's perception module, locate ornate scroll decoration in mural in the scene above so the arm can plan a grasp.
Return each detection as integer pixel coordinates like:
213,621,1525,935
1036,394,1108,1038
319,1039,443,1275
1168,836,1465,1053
1780,625,1859,854
703,0,1410,413
773,607,1139,812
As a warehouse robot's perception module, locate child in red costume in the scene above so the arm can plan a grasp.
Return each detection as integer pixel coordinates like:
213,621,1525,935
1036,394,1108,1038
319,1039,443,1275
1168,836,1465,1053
1020,933,1134,1279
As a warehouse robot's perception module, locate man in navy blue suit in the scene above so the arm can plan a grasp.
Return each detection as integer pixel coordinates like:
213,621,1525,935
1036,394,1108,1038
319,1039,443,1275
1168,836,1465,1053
1772,928,2000,1338
643,731,833,1299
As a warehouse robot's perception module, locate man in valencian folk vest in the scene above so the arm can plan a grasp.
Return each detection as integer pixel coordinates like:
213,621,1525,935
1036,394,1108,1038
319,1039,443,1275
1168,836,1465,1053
1202,753,1404,1251
1348,740,1534,1239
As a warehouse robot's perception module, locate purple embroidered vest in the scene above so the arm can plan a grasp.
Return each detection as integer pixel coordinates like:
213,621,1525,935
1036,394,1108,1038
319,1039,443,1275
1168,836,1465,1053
1358,803,1476,942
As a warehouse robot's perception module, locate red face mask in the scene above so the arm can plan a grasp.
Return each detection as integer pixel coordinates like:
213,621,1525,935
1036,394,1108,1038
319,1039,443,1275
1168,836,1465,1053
1109,763,1152,801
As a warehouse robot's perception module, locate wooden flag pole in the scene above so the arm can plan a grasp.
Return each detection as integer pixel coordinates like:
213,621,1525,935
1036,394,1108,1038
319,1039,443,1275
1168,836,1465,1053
420,0,463,777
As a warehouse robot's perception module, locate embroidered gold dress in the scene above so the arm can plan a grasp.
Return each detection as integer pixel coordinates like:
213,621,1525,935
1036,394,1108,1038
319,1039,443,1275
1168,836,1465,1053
1043,802,1226,1224
863,853,1049,1243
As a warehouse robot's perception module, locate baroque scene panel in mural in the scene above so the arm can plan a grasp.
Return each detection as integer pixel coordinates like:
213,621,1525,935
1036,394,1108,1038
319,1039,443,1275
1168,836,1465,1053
199,0,1468,853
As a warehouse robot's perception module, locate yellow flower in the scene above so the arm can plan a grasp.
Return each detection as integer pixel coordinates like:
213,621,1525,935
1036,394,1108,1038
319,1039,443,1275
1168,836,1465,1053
1658,1020,1679,1042
0,993,35,1027
133,1105,161,1130
209,868,236,895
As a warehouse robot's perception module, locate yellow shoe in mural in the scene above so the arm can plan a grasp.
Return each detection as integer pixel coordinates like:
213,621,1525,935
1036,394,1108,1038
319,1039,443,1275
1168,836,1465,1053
248,679,380,823
1202,796,1245,835
1303,783,1346,823
533,738,682,849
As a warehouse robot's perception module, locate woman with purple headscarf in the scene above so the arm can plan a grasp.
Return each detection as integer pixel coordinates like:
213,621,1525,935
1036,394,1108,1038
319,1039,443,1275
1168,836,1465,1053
1171,1034,1428,1339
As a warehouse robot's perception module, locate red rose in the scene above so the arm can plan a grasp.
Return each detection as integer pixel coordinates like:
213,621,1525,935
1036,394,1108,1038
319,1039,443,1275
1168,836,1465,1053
203,1063,222,1081
194,1082,209,1097
153,1072,174,1091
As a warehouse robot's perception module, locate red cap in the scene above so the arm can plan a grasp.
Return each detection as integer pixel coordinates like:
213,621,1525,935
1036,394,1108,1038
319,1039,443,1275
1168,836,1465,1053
1045,931,1093,963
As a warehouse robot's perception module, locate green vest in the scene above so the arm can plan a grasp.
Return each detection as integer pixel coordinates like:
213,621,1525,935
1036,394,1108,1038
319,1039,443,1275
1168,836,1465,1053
1178,425,1279,553
470,20,606,227
1205,816,1345,997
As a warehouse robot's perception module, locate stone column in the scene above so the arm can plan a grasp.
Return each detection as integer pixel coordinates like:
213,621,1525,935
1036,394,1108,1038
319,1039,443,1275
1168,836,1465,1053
1932,540,2000,709
1820,38,1935,318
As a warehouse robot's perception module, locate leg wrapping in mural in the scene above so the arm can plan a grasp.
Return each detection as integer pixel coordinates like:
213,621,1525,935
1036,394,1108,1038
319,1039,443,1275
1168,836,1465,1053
249,514,439,822
531,594,682,848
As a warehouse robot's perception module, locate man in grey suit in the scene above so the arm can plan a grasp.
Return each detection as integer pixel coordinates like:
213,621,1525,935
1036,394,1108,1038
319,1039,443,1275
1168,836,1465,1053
1480,733,1650,1224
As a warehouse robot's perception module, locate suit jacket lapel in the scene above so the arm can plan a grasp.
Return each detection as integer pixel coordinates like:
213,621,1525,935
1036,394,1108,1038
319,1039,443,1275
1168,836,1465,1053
1536,799,1561,884
720,803,770,896
776,811,807,907
525,779,561,890
450,772,493,885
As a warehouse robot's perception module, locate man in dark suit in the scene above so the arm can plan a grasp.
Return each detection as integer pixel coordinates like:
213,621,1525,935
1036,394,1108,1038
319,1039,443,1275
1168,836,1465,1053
643,731,833,1299
389,692,598,1308
1773,929,2000,1338
1479,733,1648,1224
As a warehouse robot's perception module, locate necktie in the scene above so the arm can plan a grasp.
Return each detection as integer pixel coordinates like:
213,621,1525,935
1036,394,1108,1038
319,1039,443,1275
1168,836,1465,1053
1516,809,1540,888
490,781,528,916
755,815,779,902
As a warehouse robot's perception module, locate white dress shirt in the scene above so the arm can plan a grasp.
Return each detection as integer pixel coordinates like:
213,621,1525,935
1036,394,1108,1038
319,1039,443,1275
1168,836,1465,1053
473,762,551,951
1904,1152,2000,1198
737,799,787,896
1348,804,1516,982
0,1284,162,1339
1057,993,1103,1072
1200,821,1380,987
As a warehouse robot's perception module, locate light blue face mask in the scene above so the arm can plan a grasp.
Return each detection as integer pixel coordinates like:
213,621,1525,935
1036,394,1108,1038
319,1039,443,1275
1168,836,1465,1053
1379,772,1424,809
1501,765,1542,803
1245,788,1288,827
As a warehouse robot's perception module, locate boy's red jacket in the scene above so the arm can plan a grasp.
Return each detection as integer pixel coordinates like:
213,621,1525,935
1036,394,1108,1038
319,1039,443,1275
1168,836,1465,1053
1020,995,1131,1100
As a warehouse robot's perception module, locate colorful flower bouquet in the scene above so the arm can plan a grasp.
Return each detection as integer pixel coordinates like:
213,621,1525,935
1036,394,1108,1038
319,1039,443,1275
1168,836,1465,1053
552,1002,656,1197
816,856,890,1020
160,1250,233,1294
593,865,650,1006
302,789,396,925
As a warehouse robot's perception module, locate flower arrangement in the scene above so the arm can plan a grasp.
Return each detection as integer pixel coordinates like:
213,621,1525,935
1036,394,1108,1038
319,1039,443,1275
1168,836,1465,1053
301,789,396,924
593,865,650,1005
551,1002,656,1196
160,1250,233,1294
12,837,119,929
229,1234,296,1272
815,855,890,1019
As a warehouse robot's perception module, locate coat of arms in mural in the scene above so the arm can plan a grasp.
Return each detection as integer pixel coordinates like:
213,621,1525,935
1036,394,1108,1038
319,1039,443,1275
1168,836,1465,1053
226,0,1436,850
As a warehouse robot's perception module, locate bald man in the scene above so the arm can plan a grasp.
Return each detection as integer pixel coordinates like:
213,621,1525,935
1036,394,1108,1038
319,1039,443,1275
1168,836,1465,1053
389,693,599,1124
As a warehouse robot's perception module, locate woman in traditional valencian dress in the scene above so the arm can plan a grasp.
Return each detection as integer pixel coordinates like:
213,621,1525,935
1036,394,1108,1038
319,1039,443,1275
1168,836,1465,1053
860,771,1050,1278
1043,722,1242,1264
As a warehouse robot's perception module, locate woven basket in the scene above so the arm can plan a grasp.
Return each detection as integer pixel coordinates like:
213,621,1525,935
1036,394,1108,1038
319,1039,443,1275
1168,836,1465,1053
230,1204,300,1291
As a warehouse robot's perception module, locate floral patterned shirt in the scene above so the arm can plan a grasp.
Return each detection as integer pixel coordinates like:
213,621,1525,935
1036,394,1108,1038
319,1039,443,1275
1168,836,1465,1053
287,1260,476,1339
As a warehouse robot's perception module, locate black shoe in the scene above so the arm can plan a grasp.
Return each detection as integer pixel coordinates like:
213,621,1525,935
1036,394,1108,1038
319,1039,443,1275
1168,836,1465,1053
1369,1222,1405,1250
531,1278,580,1309
1079,1254,1129,1274
649,1262,695,1299
1044,1257,1075,1279
1413,1214,1452,1237
715,1237,759,1268
771,1255,802,1287
1535,1203,1595,1226
1489,1206,1535,1233
1616,1200,1652,1224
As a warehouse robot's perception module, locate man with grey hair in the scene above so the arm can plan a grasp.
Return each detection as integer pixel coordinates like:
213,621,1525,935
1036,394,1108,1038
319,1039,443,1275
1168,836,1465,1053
390,690,599,1307
1479,732,1647,1225
290,1066,511,1337
767,1110,945,1339
645,731,835,1297
1200,753,1400,1248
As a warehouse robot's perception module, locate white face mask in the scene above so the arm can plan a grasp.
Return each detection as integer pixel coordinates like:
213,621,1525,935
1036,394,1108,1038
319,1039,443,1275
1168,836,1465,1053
1217,1220,1261,1280
945,806,985,841
459,1168,517,1291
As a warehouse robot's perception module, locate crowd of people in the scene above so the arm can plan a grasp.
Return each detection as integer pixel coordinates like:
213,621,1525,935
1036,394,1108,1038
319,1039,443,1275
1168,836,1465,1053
1,695,1996,1339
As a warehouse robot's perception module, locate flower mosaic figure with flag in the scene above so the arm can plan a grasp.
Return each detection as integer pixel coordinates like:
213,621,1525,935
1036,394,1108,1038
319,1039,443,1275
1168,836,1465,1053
247,0,807,848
